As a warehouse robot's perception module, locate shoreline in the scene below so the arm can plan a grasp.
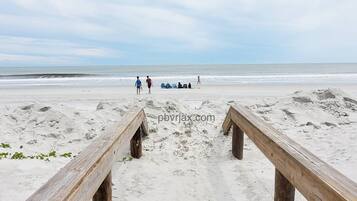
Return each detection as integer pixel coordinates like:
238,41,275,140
0,83,357,102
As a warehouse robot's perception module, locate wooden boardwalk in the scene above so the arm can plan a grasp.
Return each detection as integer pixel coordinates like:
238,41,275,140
223,105,357,201
26,105,357,201
26,107,148,201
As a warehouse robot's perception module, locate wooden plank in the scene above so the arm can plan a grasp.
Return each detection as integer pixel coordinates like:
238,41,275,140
232,124,244,160
274,169,295,201
222,107,233,135
26,108,147,201
227,105,357,201
93,171,112,201
141,110,149,137
130,127,142,158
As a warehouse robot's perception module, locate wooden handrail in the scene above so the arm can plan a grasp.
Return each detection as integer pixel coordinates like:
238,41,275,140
27,107,148,201
223,105,357,201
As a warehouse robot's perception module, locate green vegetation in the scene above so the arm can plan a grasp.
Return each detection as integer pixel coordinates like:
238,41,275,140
11,152,26,159
0,143,11,148
48,150,56,157
0,152,9,159
0,143,74,161
119,156,133,163
60,152,72,158
35,153,48,160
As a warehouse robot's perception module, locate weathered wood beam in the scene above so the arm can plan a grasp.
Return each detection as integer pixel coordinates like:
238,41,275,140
222,107,233,135
232,124,244,160
93,171,112,201
130,127,142,158
274,169,295,201
26,108,148,201
224,105,357,201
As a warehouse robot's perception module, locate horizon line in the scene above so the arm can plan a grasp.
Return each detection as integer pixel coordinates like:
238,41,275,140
1,62,357,68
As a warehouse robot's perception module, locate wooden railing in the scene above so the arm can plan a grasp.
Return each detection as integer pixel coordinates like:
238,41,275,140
223,105,357,201
26,107,148,201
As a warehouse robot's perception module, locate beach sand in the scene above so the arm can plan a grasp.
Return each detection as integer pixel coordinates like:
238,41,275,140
0,84,356,201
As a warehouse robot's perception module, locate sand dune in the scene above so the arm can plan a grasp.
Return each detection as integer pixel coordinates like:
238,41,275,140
0,86,356,201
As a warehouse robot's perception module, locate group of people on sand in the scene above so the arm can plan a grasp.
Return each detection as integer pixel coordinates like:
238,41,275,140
135,75,200,95
135,76,152,95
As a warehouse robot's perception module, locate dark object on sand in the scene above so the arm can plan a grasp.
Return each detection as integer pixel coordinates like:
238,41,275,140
161,83,177,89
161,82,191,89
165,83,172,88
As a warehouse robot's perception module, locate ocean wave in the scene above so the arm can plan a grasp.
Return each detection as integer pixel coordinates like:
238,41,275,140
0,73,96,79
1,73,357,87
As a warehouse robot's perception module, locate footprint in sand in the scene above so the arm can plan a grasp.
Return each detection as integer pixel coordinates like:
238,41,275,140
145,100,161,110
21,104,34,111
39,106,50,112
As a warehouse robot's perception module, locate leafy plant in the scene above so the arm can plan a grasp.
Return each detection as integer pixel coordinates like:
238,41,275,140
11,152,26,159
48,150,56,157
35,153,48,160
0,152,9,159
120,156,133,163
60,152,72,158
0,143,10,148
1,149,73,161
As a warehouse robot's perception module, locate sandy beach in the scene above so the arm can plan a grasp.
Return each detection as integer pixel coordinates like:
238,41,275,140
2,0,357,200
0,84,356,201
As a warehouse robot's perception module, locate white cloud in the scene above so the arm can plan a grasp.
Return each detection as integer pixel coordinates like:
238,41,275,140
0,36,118,57
3,0,213,49
0,35,120,66
0,53,78,65
1,0,357,64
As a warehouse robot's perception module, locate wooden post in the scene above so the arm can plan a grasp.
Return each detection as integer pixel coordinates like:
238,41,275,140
232,124,244,159
274,169,295,201
141,124,148,137
93,171,112,201
130,127,142,158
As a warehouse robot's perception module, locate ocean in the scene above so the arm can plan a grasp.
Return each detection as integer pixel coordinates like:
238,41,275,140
0,63,357,87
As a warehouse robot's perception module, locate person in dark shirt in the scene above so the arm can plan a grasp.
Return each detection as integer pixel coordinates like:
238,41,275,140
146,76,152,94
135,76,142,95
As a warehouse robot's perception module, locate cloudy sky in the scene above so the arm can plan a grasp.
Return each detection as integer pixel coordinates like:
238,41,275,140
0,0,357,66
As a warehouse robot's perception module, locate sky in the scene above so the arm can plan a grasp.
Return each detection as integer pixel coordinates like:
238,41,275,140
0,0,357,66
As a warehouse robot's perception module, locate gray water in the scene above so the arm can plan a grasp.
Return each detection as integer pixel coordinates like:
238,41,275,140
1,63,357,76
0,63,356,87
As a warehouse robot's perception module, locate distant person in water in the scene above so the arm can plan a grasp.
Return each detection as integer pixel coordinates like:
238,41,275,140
197,75,201,85
135,76,142,95
146,76,152,94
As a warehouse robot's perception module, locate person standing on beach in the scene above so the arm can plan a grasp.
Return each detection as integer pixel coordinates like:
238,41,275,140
146,76,152,94
197,75,201,85
135,76,142,95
